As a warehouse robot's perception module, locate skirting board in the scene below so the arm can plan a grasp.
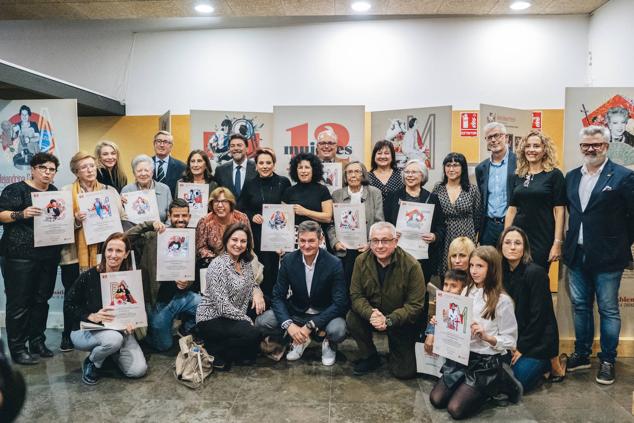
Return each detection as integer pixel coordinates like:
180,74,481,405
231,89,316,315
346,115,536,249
559,338,634,358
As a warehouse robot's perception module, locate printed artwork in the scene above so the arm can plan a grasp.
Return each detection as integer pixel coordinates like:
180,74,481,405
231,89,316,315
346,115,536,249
131,195,150,215
479,104,532,158
1,104,56,168
268,210,288,230
44,198,67,222
404,208,426,228
442,302,468,333
88,197,112,219
167,235,189,258
339,208,360,230
109,280,138,306
384,116,432,169
183,188,204,210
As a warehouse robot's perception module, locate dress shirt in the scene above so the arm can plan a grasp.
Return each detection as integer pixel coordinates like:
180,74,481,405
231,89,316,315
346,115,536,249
486,149,509,218
154,156,169,179
577,159,607,245
303,251,320,314
232,160,247,190
468,286,517,355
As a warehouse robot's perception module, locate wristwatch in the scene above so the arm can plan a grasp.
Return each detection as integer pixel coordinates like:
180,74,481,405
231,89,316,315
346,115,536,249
306,320,317,331
385,317,394,328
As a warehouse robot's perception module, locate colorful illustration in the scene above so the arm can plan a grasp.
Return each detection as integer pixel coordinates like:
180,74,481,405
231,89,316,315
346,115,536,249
339,209,360,230
442,302,468,334
3,104,56,168
405,208,425,228
167,235,188,257
268,210,287,230
204,115,264,165
384,115,433,169
88,197,112,219
44,198,66,222
132,195,150,215
109,281,137,306
182,189,204,210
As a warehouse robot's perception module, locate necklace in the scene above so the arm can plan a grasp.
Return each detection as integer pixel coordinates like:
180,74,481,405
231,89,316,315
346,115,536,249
523,173,534,188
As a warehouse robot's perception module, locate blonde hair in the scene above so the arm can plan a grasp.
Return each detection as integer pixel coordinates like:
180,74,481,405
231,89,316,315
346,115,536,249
447,236,476,270
69,151,96,175
209,187,236,211
515,131,558,178
94,140,121,169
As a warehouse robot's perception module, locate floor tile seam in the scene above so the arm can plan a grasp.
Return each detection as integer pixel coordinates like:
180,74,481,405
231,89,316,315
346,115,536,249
227,368,252,416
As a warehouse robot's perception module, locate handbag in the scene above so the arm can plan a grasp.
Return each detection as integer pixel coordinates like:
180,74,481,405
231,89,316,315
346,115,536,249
173,335,214,389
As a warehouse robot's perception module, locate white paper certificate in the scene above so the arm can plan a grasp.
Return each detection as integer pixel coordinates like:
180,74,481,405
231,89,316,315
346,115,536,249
156,228,196,281
200,267,209,294
31,190,74,247
395,201,434,260
261,204,295,252
99,270,147,330
433,291,473,365
122,189,160,224
177,182,209,228
322,162,342,194
77,190,123,245
415,342,445,377
333,203,367,249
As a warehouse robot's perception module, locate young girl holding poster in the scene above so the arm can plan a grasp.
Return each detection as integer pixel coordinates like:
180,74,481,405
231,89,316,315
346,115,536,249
429,246,521,420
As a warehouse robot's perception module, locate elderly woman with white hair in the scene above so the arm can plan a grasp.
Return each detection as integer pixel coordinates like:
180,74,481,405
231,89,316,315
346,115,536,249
121,154,172,223
385,159,446,284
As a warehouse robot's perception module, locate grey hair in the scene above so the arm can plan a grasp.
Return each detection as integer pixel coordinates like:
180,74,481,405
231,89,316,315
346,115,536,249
131,154,154,172
297,220,323,237
153,130,173,142
605,106,630,122
342,160,370,186
369,221,397,239
401,159,428,186
579,125,610,143
483,122,507,135
317,125,338,142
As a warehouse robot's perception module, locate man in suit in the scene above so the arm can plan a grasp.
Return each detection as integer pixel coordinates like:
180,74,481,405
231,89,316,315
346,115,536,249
475,122,517,246
564,125,634,385
214,134,256,200
152,130,186,198
255,220,347,366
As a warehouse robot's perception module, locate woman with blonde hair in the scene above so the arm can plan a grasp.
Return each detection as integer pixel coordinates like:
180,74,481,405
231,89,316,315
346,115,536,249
505,131,565,271
95,140,127,193
447,236,476,272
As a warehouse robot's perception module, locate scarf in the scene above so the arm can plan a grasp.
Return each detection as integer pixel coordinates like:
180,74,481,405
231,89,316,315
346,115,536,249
72,179,101,271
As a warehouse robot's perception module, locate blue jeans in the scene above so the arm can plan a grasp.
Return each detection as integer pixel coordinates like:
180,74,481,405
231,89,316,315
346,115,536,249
568,262,623,363
479,217,505,247
512,356,550,392
145,291,200,351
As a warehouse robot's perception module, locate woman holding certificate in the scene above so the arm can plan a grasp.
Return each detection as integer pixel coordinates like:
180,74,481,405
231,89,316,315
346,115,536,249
178,149,218,197
65,233,147,385
430,246,520,420
0,153,62,365
237,148,291,297
196,223,264,371
59,152,127,353
121,154,172,223
95,140,127,193
328,161,383,288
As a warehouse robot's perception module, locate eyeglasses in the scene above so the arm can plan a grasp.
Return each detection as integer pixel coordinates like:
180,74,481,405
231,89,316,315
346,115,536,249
370,238,395,246
318,141,337,146
36,165,57,174
403,170,421,176
213,200,230,205
154,139,173,145
345,169,362,174
579,142,607,150
485,133,505,141
78,163,96,172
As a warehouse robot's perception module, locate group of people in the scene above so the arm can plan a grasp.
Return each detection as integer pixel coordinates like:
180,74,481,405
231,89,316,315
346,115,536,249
0,122,631,419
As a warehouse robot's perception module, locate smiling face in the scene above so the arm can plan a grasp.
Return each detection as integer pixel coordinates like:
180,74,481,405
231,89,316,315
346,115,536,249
189,153,207,177
104,239,129,272
229,138,247,163
20,109,29,124
169,206,190,228
76,157,97,184
607,114,627,139
444,161,462,181
369,227,397,262
501,230,524,265
256,153,274,177
99,145,117,170
317,132,337,160
297,160,313,183
523,135,545,164
134,161,153,186
226,229,248,261
298,230,321,261
403,162,422,188
374,146,392,169
484,127,508,155
153,134,173,159
580,133,609,167
469,255,488,287
212,192,230,219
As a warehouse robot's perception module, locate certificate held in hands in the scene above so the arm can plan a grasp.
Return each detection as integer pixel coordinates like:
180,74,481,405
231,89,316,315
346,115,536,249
99,270,147,330
32,190,74,247
333,203,367,249
156,228,196,281
433,290,473,365
260,204,295,252
122,189,160,224
177,182,209,228
77,190,124,245
395,201,434,260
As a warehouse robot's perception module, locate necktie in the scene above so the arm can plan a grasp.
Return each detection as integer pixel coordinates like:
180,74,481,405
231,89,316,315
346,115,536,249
234,165,242,197
156,159,165,182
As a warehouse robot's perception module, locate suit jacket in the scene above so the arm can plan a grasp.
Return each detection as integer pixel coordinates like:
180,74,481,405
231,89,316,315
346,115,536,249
153,155,186,198
564,159,634,272
214,159,257,199
475,150,517,229
271,248,348,328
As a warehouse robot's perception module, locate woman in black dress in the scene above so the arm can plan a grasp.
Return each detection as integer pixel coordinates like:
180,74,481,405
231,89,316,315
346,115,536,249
368,140,403,219
95,140,127,193
505,131,565,271
238,148,291,297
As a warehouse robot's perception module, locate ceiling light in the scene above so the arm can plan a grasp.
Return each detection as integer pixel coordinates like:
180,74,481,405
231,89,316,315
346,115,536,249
510,1,532,10
351,1,372,13
195,3,214,14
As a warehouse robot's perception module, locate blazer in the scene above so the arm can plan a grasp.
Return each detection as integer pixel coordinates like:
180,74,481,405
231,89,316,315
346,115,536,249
563,159,634,272
214,159,257,199
327,185,384,257
271,248,348,329
153,155,186,198
475,150,517,228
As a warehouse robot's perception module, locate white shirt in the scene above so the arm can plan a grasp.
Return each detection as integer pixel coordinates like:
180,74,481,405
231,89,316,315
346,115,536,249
577,159,607,245
154,155,170,178
302,251,320,314
468,287,517,355
348,186,363,204
232,159,247,190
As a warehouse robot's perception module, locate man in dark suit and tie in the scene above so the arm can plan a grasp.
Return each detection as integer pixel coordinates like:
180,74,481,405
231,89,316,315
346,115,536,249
563,125,634,385
214,134,256,201
475,122,517,246
152,130,186,198
256,220,348,366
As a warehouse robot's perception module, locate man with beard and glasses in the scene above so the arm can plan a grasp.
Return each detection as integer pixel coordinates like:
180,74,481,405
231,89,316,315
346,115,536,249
563,125,634,385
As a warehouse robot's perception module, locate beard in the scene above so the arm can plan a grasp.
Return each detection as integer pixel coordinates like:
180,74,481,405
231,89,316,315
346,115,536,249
583,151,607,167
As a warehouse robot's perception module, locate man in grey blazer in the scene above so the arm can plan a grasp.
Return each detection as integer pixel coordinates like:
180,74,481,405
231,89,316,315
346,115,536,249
152,130,186,198
214,134,256,201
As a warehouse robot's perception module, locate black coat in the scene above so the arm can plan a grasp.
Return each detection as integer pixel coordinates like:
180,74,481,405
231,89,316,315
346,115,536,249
214,160,257,200
153,155,187,198
64,268,104,331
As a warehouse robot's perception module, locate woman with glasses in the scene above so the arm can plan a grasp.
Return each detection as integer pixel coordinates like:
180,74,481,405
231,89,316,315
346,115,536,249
95,140,127,193
368,140,403,218
0,153,62,365
505,131,565,271
432,153,481,278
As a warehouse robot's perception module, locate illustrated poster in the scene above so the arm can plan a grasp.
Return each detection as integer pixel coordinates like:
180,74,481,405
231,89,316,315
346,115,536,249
99,270,147,330
177,182,209,228
156,228,196,281
395,201,434,260
122,189,160,224
260,204,295,252
333,203,367,249
77,190,123,245
433,290,473,365
32,190,74,247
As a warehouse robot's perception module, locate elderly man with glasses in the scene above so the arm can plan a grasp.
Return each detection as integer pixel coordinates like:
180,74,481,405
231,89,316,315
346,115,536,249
346,221,425,379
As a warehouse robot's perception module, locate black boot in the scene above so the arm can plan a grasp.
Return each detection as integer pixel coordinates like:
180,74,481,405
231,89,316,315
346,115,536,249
11,351,39,365
30,342,54,358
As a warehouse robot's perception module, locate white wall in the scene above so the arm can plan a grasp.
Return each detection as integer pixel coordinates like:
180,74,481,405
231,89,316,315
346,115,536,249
588,0,634,86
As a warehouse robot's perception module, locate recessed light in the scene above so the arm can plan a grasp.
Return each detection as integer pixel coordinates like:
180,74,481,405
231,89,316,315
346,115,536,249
351,1,372,13
510,1,532,10
195,3,214,14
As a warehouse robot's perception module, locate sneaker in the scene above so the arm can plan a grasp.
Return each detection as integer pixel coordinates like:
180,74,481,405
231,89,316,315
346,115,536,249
321,339,336,366
352,354,381,376
81,357,99,385
500,362,523,403
60,335,74,352
286,338,311,361
567,352,591,372
596,361,615,385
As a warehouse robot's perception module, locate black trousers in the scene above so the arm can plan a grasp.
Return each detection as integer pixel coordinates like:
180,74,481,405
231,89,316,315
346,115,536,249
1,257,58,354
197,318,261,363
60,263,80,337
340,249,360,291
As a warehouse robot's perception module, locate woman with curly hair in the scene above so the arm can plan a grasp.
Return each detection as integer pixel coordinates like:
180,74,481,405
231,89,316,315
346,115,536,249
95,140,128,193
504,131,565,271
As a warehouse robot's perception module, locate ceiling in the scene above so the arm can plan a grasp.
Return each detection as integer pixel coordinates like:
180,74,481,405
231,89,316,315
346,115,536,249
0,0,610,20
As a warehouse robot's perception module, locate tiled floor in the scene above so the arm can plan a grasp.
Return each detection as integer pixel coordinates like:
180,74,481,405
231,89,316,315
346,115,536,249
8,330,634,422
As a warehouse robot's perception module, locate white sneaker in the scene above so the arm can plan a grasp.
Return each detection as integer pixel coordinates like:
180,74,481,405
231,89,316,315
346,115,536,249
286,338,310,361
321,339,336,366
